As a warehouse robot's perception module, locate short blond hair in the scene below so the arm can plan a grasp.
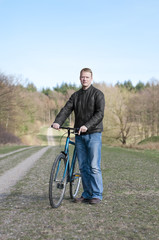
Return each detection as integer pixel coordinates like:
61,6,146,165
80,68,93,77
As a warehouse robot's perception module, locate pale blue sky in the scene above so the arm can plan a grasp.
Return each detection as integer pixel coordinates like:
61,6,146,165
0,0,159,90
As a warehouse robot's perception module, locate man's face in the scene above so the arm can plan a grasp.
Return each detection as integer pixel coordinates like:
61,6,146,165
80,71,93,89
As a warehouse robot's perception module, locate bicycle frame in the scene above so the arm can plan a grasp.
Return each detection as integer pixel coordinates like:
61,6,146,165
57,128,77,183
49,126,81,207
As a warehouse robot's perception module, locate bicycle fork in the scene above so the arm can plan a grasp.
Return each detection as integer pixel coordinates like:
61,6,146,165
55,153,69,189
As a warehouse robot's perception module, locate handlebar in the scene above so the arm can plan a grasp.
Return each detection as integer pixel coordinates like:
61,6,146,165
51,125,79,135
60,126,79,131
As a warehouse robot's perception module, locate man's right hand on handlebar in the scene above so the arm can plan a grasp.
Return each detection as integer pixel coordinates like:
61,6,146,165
51,123,60,130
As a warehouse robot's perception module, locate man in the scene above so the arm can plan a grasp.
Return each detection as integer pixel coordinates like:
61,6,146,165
52,68,105,204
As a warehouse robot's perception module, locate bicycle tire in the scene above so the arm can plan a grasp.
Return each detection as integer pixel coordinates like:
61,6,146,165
70,157,81,199
49,153,67,208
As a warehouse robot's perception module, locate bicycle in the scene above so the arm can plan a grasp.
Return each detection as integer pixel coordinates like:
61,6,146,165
49,126,81,208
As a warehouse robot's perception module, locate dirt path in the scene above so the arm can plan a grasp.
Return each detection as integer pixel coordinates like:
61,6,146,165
0,128,55,197
0,146,51,196
0,147,33,158
0,145,159,240
47,127,56,146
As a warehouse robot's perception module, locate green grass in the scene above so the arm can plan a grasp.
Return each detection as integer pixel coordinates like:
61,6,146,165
0,146,42,175
36,126,67,145
0,145,29,154
36,126,48,145
37,134,48,143
0,145,159,239
138,136,159,144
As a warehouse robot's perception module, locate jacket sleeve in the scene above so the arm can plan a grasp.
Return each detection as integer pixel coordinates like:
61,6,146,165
54,94,74,126
84,91,105,129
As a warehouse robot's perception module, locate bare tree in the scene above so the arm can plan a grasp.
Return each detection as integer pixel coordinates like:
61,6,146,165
127,80,159,141
0,73,16,131
95,83,132,144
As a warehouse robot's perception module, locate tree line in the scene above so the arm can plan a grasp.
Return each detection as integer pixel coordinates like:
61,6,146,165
0,72,159,145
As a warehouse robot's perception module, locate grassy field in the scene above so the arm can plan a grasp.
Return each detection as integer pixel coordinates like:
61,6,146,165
0,145,29,154
0,145,159,240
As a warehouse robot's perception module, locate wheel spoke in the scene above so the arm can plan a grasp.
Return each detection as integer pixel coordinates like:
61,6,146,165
49,153,67,208
70,157,81,199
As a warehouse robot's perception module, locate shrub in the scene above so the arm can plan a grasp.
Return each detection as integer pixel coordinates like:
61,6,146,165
0,125,21,144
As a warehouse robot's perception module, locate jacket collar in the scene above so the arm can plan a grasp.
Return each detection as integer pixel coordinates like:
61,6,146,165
81,84,93,92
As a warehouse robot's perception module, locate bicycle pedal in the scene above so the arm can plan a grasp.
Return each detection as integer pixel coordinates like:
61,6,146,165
74,173,81,177
57,183,64,189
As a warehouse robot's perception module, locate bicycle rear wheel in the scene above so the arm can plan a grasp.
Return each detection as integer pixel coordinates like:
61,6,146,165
70,157,81,199
49,153,67,208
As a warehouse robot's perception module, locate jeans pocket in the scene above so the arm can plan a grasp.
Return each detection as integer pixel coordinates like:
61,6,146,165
89,133,102,141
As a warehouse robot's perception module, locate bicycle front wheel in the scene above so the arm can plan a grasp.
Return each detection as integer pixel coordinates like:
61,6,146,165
70,157,81,199
49,153,67,208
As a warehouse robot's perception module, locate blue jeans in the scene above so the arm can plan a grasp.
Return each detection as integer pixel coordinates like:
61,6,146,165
75,133,103,200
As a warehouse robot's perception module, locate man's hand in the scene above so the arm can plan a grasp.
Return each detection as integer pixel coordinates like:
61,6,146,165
78,125,88,135
52,123,60,130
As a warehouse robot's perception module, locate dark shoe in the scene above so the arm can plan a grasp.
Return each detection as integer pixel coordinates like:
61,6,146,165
89,198,101,204
73,196,89,203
